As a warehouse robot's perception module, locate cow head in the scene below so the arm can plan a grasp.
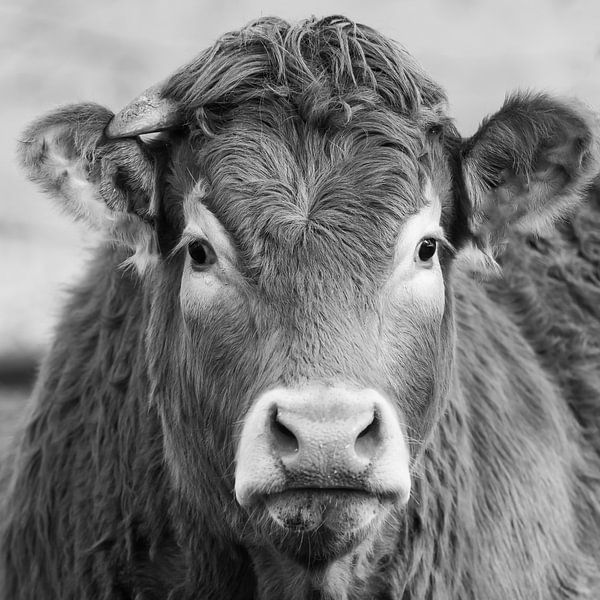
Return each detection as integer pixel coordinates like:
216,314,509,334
19,16,600,590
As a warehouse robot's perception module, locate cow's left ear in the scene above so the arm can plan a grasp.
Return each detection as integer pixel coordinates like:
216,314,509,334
461,93,600,256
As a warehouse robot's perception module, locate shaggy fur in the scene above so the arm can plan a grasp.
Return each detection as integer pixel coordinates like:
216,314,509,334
2,16,600,599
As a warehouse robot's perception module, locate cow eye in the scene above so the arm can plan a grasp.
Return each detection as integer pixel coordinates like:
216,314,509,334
187,240,216,270
417,238,437,262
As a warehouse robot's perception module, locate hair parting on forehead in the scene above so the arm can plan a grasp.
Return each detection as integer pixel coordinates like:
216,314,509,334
163,15,448,136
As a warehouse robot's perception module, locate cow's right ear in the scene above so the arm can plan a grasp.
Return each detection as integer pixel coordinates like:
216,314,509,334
18,103,162,271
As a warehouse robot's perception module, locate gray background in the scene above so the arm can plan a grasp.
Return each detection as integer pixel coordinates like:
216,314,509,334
1,0,599,450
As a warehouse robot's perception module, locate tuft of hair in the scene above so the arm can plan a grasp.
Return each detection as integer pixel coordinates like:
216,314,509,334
455,240,502,280
163,16,447,136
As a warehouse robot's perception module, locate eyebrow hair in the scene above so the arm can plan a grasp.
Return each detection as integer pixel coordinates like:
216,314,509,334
170,230,194,259
170,201,216,258
434,231,456,256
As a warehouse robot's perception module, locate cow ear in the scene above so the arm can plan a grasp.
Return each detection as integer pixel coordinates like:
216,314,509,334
460,93,600,261
18,103,163,272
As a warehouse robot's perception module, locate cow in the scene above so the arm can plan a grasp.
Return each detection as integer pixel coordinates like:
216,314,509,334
2,14,600,600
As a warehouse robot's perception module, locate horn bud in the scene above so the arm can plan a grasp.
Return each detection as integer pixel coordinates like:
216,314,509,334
105,83,182,139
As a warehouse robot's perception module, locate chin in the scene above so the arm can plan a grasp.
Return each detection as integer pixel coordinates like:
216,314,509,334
251,489,394,566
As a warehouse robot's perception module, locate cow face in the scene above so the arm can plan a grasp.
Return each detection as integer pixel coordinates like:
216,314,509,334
164,107,456,564
19,17,599,574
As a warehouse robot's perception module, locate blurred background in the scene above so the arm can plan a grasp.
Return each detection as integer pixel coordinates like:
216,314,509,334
1,0,599,451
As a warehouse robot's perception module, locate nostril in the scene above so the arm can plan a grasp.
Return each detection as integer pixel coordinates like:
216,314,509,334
271,410,299,456
354,413,381,461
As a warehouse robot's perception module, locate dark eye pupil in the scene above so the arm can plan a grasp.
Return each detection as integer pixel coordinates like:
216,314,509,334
418,238,437,261
188,241,215,268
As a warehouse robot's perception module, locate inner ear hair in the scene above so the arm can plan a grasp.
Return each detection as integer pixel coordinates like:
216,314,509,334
18,104,114,226
18,103,162,274
461,92,600,252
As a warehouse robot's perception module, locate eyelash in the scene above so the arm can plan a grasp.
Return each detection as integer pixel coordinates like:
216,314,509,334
415,235,455,264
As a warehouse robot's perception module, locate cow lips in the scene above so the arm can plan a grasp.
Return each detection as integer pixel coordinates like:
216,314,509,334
264,489,380,533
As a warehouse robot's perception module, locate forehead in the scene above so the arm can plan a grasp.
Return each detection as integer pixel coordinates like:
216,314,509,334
164,16,454,273
186,103,434,269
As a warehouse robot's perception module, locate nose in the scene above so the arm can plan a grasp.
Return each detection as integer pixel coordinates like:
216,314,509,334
235,387,411,507
271,397,381,473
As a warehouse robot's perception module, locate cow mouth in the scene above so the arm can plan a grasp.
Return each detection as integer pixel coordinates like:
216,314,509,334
257,489,393,564
265,489,380,532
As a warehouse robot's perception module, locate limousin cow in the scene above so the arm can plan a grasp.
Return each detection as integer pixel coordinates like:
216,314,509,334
2,16,600,600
